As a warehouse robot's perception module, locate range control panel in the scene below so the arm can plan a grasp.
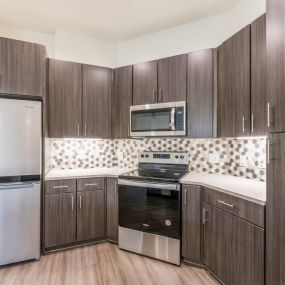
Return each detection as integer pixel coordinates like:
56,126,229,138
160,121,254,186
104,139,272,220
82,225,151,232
138,151,188,165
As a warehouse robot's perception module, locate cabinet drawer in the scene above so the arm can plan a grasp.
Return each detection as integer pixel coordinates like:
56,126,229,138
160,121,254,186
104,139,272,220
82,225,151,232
204,187,264,228
77,177,105,191
45,179,76,195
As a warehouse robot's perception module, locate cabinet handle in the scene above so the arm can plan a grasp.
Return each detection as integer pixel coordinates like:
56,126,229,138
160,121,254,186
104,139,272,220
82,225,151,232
242,116,245,134
71,196,74,211
128,124,130,137
159,88,163,102
53,185,68,189
267,102,270,128
267,139,272,165
115,181,118,195
184,189,187,205
152,89,156,102
202,208,208,224
79,195,82,209
84,183,98,187
217,200,235,208
77,124,80,137
84,124,87,137
251,114,254,133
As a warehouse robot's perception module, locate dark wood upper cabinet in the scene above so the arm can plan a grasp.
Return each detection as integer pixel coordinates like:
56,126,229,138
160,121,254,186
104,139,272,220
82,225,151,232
112,66,133,139
158,54,187,103
267,0,285,133
182,185,202,263
106,178,118,242
251,14,267,136
267,133,285,284
44,193,76,248
204,203,264,285
77,190,106,242
133,60,158,105
187,49,215,138
83,65,112,138
217,25,251,137
0,37,46,97
48,59,82,138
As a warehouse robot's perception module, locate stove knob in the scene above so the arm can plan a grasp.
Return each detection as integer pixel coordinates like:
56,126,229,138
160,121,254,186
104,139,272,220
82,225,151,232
180,155,184,159
146,154,149,158
141,154,145,158
175,155,179,159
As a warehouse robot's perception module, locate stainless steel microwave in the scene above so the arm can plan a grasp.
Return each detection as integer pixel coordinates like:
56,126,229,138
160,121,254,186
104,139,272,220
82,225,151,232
130,101,186,137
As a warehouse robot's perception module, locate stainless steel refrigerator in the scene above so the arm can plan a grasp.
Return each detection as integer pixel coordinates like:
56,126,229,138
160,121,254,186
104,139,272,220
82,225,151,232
0,97,41,266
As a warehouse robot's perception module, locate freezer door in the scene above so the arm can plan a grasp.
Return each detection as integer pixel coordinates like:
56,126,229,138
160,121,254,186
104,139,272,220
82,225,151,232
0,98,41,177
0,182,41,266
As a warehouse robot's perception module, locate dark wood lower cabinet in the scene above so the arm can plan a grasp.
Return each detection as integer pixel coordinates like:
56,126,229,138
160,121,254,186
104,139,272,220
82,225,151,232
44,193,76,248
77,190,106,242
106,178,118,242
182,185,202,263
204,203,264,285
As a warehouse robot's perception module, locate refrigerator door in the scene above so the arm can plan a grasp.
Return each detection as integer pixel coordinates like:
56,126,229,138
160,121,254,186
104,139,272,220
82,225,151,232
0,182,41,265
0,98,41,177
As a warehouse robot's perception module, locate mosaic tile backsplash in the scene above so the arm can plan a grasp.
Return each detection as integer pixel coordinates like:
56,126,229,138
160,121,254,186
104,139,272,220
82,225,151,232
49,138,266,182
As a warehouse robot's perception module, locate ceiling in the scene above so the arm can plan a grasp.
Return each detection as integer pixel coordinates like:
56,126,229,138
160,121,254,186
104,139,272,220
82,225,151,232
0,0,240,41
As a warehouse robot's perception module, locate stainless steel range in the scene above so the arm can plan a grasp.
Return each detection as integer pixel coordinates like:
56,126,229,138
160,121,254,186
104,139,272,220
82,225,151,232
118,151,188,265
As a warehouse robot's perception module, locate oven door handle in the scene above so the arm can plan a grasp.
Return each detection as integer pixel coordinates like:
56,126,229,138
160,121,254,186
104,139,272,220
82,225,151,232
169,108,176,131
118,179,180,191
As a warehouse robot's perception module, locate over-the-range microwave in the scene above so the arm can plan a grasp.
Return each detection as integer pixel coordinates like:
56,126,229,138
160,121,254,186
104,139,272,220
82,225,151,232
130,101,186,137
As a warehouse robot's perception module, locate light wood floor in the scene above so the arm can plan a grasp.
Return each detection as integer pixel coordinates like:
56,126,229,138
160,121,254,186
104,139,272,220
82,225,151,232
0,243,218,285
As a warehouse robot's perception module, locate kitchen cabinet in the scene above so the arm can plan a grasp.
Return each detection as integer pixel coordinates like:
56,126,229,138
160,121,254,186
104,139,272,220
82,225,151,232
204,203,264,285
77,190,106,242
48,59,82,138
44,193,76,248
133,60,158,105
106,178,118,242
157,54,187,103
182,185,202,263
251,14,267,136
217,25,251,137
187,49,215,138
0,37,46,97
83,65,112,138
267,133,285,284
267,0,285,133
112,66,133,139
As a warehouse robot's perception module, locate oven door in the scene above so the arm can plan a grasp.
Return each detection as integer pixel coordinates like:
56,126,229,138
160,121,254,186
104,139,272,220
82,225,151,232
118,179,181,240
130,101,186,137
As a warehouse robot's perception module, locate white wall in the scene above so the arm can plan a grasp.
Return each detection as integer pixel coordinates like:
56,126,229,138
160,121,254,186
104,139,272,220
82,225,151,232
116,0,266,67
0,0,265,68
54,30,117,67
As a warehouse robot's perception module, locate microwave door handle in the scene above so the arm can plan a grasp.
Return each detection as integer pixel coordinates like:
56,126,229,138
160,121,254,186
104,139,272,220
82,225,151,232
170,108,176,130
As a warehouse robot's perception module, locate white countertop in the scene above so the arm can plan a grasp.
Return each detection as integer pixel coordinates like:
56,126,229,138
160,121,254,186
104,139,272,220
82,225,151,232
180,172,266,205
45,167,134,180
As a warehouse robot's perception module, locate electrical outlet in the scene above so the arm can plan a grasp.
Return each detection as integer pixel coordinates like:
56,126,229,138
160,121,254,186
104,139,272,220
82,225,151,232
208,153,219,163
117,150,124,160
259,155,266,169
240,155,248,167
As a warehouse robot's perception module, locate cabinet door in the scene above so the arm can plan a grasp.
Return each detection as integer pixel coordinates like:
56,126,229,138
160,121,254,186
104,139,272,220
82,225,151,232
182,185,202,263
217,26,251,137
113,66,132,139
267,133,285,284
267,0,285,133
48,59,82,138
83,65,112,138
204,203,264,285
0,37,46,97
44,193,76,248
77,190,106,242
187,49,214,138
106,178,118,242
251,14,267,136
158,54,187,103
133,60,157,105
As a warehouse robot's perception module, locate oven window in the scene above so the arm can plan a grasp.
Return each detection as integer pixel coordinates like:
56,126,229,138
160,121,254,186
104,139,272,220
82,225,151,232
119,185,181,239
131,109,172,132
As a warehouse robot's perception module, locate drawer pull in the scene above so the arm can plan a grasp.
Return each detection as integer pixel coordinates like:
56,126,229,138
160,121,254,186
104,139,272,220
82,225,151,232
218,200,235,208
79,195,82,209
53,185,68,189
84,183,98,187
